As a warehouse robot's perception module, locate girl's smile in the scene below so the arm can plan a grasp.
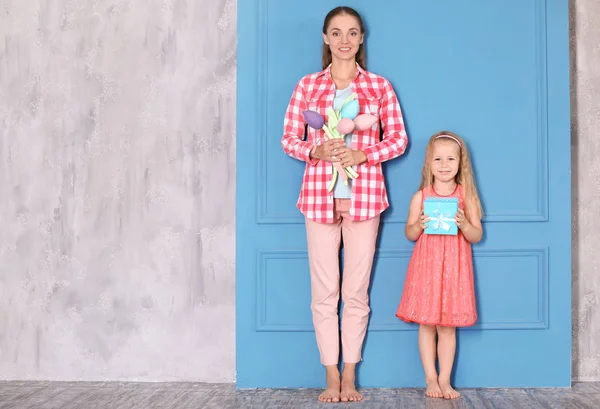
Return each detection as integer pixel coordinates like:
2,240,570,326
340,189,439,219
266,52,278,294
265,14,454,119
431,140,460,184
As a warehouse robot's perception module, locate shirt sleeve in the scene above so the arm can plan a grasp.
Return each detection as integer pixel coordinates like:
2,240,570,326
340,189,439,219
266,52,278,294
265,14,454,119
281,79,319,165
362,79,408,166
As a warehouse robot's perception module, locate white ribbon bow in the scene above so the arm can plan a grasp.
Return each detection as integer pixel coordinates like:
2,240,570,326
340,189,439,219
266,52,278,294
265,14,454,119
429,209,455,232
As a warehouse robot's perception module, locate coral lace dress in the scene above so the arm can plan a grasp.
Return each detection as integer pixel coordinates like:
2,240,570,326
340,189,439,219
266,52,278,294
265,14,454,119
396,185,477,327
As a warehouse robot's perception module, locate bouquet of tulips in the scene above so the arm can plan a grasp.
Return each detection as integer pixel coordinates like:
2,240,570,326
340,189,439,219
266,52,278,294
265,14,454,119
303,93,378,191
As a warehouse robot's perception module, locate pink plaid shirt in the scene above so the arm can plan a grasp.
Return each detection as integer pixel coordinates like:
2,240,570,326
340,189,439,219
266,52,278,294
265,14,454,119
281,63,408,224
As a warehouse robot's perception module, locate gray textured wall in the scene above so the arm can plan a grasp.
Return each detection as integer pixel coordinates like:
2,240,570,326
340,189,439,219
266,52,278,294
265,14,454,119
0,0,236,381
0,0,597,383
571,0,600,382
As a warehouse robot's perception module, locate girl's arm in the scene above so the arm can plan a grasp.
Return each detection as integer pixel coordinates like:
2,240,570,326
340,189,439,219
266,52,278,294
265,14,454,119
457,198,483,243
405,190,427,241
362,79,409,166
281,79,319,166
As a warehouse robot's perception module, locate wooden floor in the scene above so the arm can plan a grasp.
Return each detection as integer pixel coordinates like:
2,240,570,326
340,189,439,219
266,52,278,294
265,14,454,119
0,381,598,408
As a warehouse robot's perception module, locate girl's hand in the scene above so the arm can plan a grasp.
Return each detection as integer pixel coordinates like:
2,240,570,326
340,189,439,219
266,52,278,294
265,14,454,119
312,139,346,162
454,209,470,230
335,148,367,168
419,212,430,230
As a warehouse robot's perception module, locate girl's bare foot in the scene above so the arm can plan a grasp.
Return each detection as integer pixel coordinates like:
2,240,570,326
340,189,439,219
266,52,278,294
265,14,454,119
439,378,460,399
340,363,363,402
436,326,459,399
425,377,444,398
419,325,442,399
318,366,340,403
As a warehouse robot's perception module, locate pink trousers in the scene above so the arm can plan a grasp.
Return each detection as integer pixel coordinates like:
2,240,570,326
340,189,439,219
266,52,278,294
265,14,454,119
305,199,380,365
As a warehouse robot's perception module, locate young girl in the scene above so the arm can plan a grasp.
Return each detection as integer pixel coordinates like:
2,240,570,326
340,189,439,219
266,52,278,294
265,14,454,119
396,131,483,400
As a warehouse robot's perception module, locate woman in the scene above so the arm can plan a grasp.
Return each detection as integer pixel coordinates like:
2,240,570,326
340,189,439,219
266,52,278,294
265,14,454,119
281,6,409,403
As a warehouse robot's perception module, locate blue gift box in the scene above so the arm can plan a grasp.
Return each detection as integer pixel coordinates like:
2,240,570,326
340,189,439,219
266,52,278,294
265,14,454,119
423,197,459,235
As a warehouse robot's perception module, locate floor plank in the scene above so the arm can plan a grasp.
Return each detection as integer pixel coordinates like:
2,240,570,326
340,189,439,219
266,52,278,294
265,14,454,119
0,381,597,408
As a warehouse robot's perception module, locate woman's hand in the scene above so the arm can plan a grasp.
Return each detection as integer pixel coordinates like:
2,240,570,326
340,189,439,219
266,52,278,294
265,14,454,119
311,139,346,162
335,147,367,168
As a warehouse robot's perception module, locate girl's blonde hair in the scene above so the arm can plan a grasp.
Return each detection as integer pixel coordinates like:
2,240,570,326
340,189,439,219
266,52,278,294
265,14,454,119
419,131,483,219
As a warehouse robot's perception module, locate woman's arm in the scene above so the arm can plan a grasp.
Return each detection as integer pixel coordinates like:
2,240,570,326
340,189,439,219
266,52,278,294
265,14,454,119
405,190,427,241
362,79,409,166
281,80,319,165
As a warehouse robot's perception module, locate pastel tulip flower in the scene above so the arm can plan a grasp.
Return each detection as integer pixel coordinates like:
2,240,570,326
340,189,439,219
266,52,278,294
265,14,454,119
340,100,359,120
337,118,355,134
353,114,378,131
303,110,324,129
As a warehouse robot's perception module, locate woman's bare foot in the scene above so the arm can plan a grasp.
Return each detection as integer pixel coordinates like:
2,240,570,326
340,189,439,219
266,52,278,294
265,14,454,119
425,377,444,398
340,380,362,402
340,363,363,402
439,378,460,399
318,366,341,403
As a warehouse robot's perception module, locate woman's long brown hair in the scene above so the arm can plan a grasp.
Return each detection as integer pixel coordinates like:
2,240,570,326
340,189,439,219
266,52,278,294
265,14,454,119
321,7,366,70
